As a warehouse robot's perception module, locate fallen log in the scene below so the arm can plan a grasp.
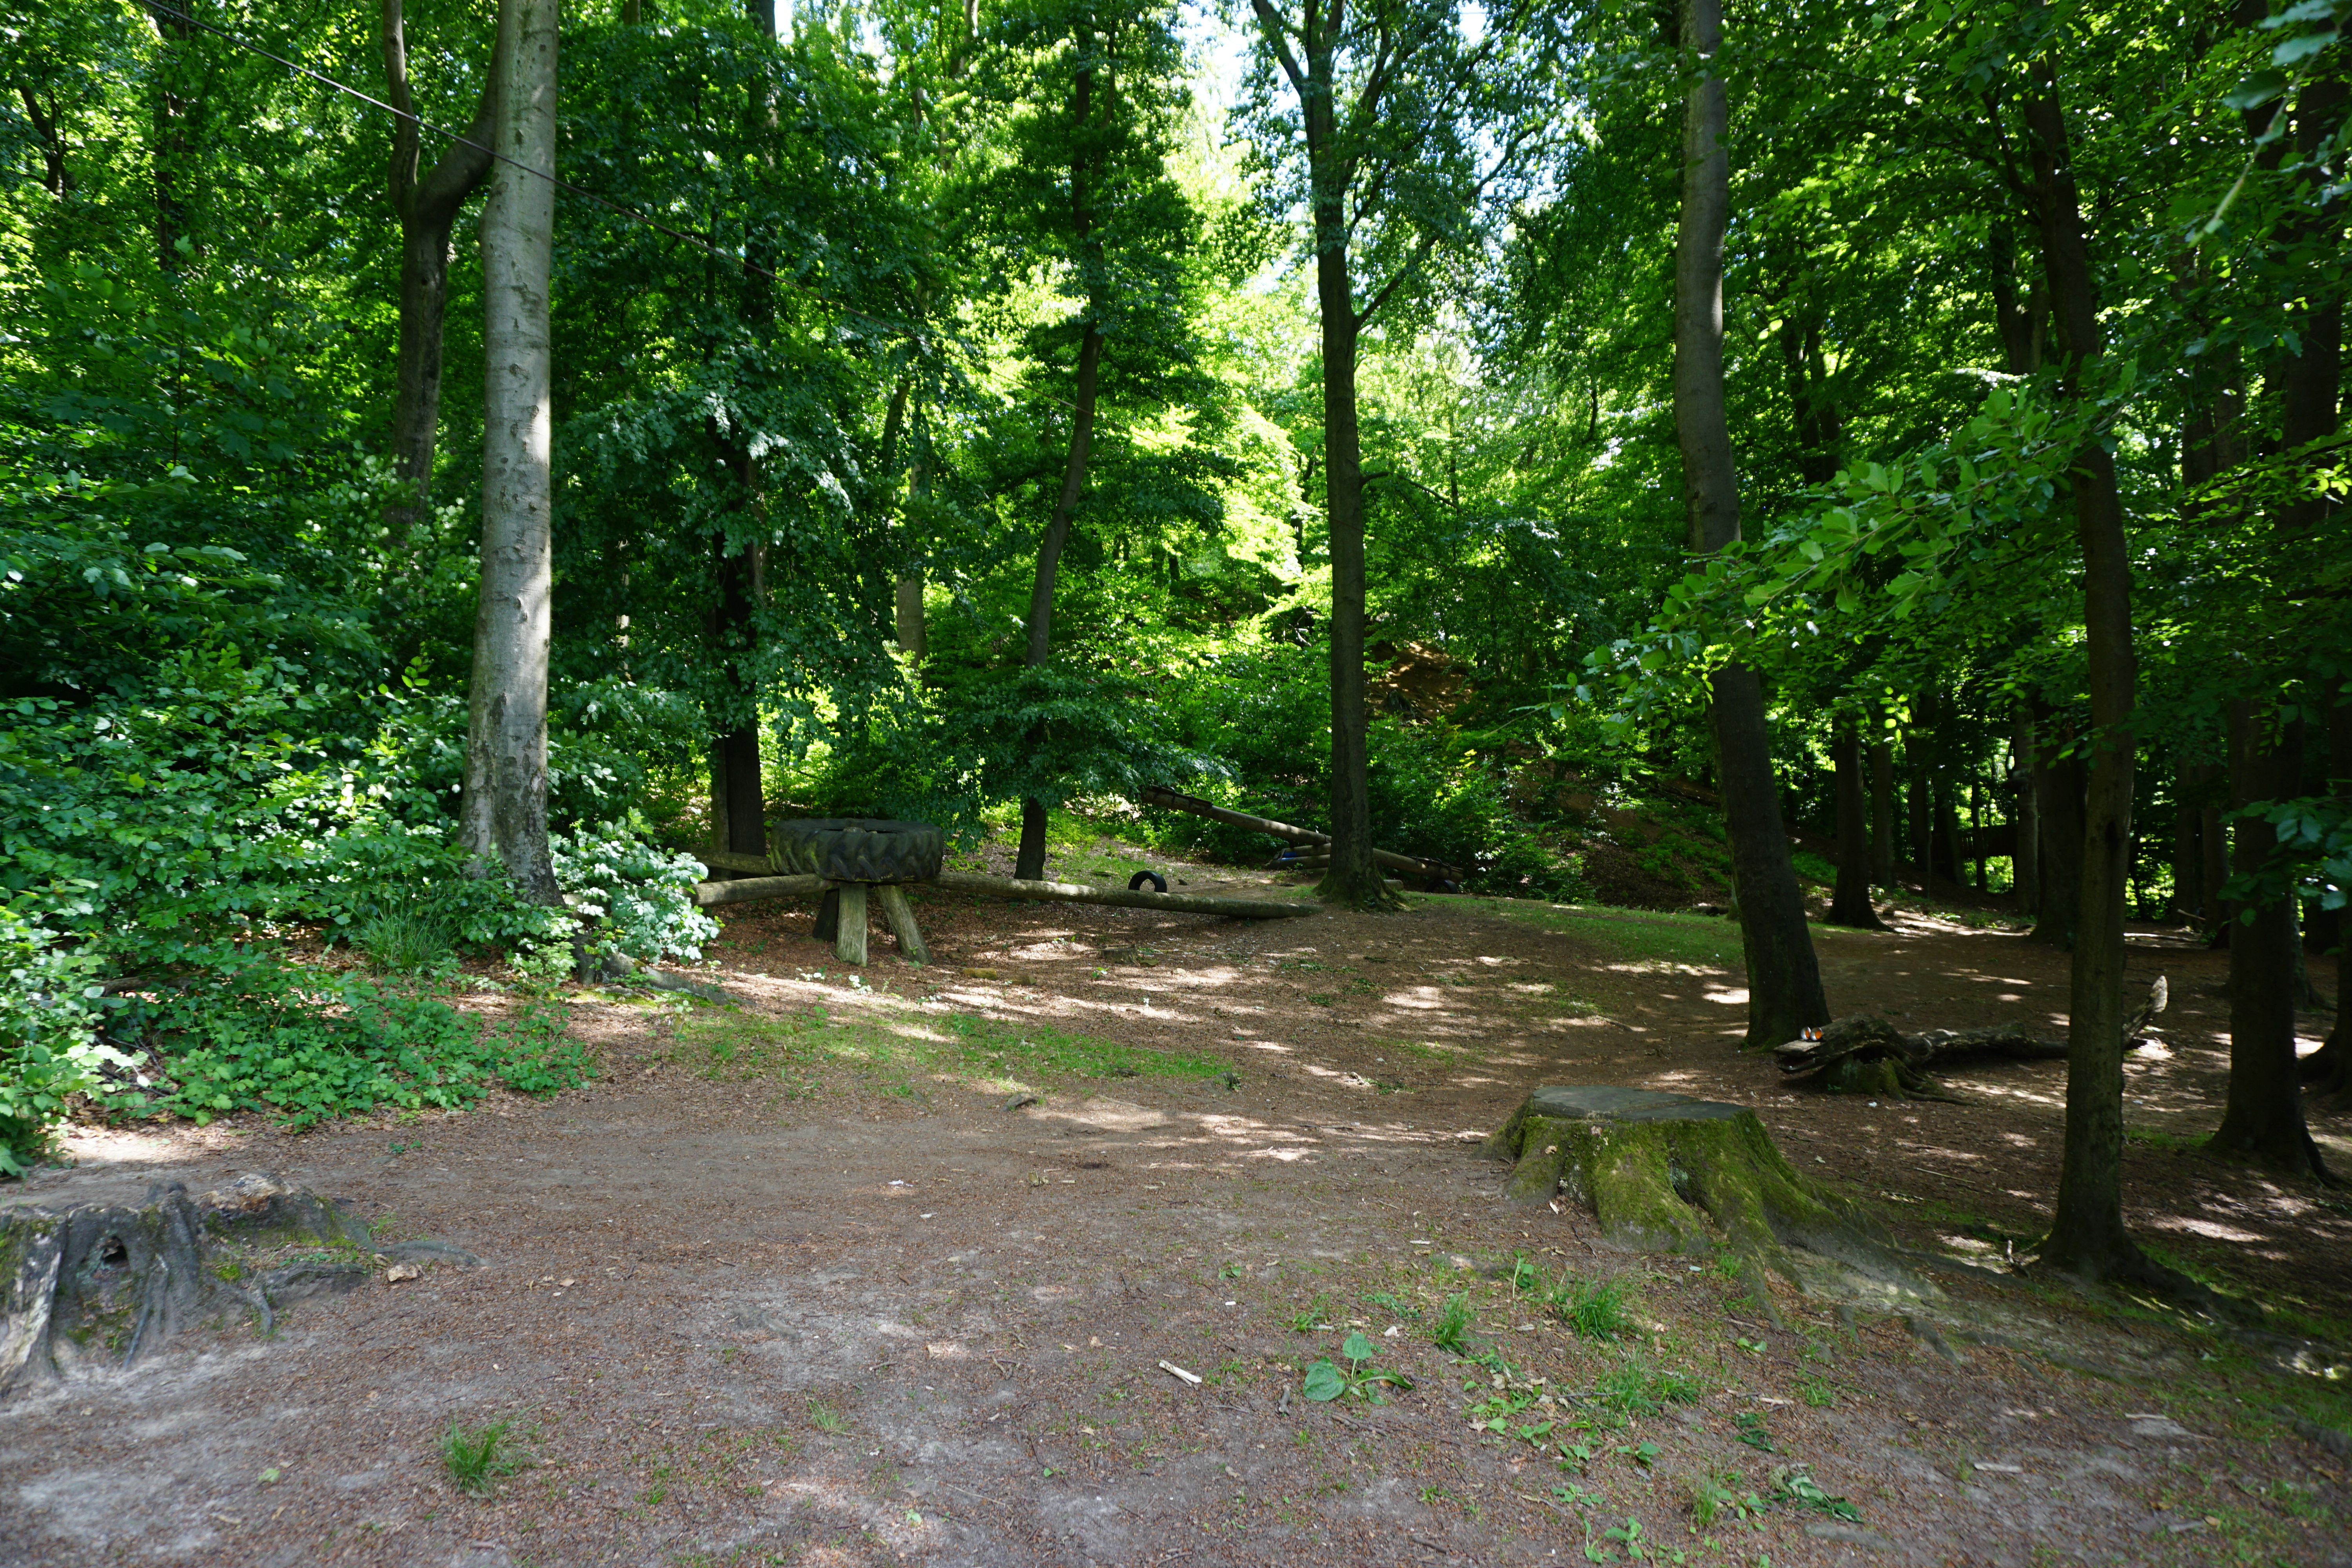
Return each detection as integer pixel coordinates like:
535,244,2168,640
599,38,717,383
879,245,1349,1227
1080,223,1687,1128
1771,1014,2071,1100
691,873,824,908
1142,784,1463,881
696,849,782,875
935,869,1318,919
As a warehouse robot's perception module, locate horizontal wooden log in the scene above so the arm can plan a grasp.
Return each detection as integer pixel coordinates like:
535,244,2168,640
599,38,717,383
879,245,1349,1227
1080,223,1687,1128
696,849,779,875
692,873,825,908
935,869,1318,919
1142,784,1463,880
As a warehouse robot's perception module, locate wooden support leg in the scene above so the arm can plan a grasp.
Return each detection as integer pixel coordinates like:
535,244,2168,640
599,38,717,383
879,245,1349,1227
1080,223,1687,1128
875,883,928,964
835,882,869,965
811,886,841,942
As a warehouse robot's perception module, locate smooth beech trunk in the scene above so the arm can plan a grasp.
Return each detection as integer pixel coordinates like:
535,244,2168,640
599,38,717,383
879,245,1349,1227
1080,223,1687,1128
1672,0,1828,1047
458,0,560,903
2018,58,2158,1283
1828,714,1886,930
383,0,495,532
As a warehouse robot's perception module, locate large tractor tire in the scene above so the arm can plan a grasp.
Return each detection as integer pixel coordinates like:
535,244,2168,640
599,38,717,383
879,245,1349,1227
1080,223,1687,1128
768,818,943,884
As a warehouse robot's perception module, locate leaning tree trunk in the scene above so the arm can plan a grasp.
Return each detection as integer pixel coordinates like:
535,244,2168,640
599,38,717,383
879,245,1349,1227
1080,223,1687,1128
2210,706,2327,1173
1673,0,1828,1046
458,0,560,902
383,0,495,535
1829,712,1886,929
2020,57,2165,1286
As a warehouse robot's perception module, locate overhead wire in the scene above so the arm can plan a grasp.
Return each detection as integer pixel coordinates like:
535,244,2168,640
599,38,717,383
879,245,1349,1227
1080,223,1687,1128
140,1,928,344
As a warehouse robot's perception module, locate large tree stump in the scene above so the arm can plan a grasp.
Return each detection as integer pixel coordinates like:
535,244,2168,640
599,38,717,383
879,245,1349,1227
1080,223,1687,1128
2,1173,475,1393
1483,1085,1889,1272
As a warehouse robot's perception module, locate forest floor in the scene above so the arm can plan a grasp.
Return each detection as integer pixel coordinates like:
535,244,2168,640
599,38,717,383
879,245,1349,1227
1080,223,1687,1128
4,837,2351,1568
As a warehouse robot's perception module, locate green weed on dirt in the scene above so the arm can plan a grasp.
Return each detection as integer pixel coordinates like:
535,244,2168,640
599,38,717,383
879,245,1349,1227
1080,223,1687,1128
673,1004,1225,1096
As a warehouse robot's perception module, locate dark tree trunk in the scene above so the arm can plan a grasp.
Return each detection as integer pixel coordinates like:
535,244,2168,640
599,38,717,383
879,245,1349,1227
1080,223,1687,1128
18,86,70,196
2170,763,2203,925
2209,706,2327,1174
1016,42,1106,886
1829,714,1887,930
1907,750,1932,891
1970,777,1988,893
2308,701,2352,1101
2028,700,2085,948
147,2,195,272
383,0,495,532
1673,0,1828,1046
2018,57,2162,1283
1869,720,1897,890
2012,707,2041,915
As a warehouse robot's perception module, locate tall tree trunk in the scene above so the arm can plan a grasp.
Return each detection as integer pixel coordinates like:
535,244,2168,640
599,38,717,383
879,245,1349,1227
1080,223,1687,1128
705,0,781,861
2307,701,2352,1102
459,0,560,902
18,86,70,196
1907,746,1932,890
2011,708,2041,915
2018,57,2160,1283
1283,20,1389,912
1828,713,1886,930
2027,699,2084,947
2170,761,2203,925
146,2,195,272
1869,718,1897,890
1015,40,1105,885
1672,0,1828,1046
2209,705,2327,1173
383,0,496,534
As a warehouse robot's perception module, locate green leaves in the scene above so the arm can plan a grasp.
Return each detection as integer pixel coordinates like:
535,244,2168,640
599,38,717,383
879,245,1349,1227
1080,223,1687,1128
1301,1329,1413,1402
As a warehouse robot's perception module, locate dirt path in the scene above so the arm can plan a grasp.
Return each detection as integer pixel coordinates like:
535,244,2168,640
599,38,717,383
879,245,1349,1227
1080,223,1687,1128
4,874,2348,1568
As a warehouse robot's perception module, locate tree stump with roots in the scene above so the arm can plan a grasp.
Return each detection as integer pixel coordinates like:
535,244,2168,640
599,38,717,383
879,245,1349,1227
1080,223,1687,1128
1483,1085,1898,1285
2,1173,476,1394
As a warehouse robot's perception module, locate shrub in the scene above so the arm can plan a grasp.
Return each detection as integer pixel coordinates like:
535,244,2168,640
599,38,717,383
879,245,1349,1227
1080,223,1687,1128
0,908,134,1176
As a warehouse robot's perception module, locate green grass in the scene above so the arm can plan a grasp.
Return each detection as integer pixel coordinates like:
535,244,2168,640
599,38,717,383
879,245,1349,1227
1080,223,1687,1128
440,1419,524,1495
1595,1355,1702,1414
350,900,461,973
1463,900,1748,969
675,1004,1225,1095
1549,1272,1635,1340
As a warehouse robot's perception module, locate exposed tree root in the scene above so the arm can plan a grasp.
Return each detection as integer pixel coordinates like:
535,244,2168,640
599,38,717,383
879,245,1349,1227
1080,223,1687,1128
1,1173,476,1394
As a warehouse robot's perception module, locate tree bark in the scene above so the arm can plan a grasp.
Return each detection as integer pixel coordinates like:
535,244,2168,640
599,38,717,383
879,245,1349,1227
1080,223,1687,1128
2027,699,2084,947
18,86,70,196
1016,40,1106,885
2018,56,2160,1281
2170,762,2203,925
384,0,496,533
2308,700,2351,1101
146,1,195,272
1869,719,1897,891
1673,0,1828,1045
1829,713,1887,930
458,0,560,902
2011,708,2041,915
2209,705,2327,1173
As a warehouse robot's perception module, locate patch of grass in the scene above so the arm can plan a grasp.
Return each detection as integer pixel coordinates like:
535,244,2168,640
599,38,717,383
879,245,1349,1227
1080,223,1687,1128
1595,1356,1702,1416
1431,1291,1474,1354
1798,1375,1837,1408
806,1399,848,1434
675,1005,1224,1096
440,1419,524,1495
1287,1295,1332,1333
352,900,462,974
1688,1467,1767,1528
1548,1272,1635,1340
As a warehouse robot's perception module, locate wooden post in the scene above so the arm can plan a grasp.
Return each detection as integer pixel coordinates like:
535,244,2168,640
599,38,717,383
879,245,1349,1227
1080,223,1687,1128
835,882,868,965
875,884,928,964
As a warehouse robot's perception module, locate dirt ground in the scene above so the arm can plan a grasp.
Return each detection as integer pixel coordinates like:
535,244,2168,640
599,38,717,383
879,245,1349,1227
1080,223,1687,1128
4,848,2350,1568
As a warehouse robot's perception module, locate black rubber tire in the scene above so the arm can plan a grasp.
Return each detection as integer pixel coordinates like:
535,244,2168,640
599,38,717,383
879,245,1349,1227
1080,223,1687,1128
768,818,943,884
1127,870,1169,893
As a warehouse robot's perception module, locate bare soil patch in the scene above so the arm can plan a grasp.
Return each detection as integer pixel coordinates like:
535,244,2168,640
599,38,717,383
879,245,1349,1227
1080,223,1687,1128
5,858,2348,1568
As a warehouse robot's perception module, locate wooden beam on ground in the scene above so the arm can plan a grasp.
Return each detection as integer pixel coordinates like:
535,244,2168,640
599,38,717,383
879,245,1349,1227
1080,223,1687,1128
934,869,1319,919
692,873,825,908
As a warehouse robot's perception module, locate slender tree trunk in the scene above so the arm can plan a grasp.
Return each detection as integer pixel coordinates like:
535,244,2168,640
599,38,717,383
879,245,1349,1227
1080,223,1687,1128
2011,708,2041,915
1292,36,1388,911
2019,57,2161,1281
2028,700,2085,947
876,376,926,660
1907,747,1932,891
2210,705,2327,1172
1829,713,1886,930
1970,777,1987,893
1869,719,1897,890
2308,701,2351,1100
2171,762,2203,925
1673,0,1828,1045
18,87,70,196
459,0,560,902
1016,44,1105,885
147,2,195,272
383,0,496,533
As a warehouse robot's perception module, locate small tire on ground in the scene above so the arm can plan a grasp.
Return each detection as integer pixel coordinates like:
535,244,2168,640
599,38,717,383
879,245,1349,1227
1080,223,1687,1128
1127,870,1168,893
768,818,943,884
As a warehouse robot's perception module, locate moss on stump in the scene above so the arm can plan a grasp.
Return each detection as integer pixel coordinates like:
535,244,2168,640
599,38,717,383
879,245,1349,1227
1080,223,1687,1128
1483,1085,1892,1276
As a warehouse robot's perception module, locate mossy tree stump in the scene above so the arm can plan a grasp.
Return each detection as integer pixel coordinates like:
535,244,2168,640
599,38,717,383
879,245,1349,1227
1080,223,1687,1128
1483,1085,1889,1273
